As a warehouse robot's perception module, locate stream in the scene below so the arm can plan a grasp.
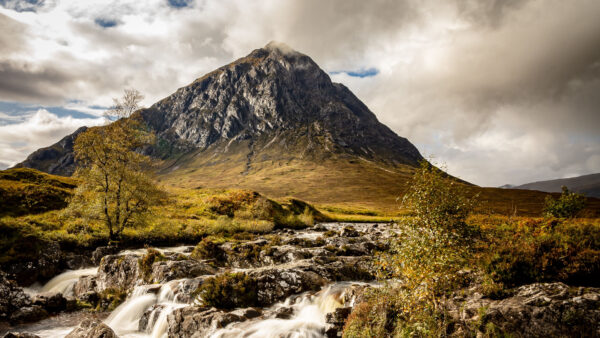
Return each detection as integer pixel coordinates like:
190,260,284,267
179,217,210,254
5,223,389,337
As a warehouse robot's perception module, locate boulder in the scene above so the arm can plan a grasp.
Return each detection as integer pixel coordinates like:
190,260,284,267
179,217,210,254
274,306,294,319
73,275,97,298
2,333,41,338
95,254,140,291
32,291,66,313
91,246,118,265
2,241,62,285
448,282,600,337
9,306,48,324
151,260,217,283
0,272,32,320
65,319,117,338
63,253,93,270
139,304,165,332
229,307,262,320
325,307,352,338
250,267,327,306
167,306,245,338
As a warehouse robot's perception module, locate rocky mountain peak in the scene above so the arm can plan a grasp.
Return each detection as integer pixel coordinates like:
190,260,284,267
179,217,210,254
16,43,423,176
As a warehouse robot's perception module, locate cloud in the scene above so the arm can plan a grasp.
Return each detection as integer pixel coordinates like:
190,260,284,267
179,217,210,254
0,109,104,169
0,0,598,186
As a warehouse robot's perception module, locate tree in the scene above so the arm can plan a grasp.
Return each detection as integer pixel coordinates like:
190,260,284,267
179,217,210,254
104,88,144,120
543,186,586,218
69,90,165,240
372,162,477,335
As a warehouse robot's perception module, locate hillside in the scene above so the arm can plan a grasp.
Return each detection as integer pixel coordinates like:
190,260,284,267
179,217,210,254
507,173,600,198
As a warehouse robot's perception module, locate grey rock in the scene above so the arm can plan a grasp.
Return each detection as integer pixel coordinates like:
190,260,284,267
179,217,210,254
167,306,245,338
9,306,48,324
2,333,41,338
325,307,352,338
65,319,117,338
139,304,165,332
0,271,31,320
91,246,118,265
447,282,600,337
151,259,217,283
95,254,140,291
32,291,66,313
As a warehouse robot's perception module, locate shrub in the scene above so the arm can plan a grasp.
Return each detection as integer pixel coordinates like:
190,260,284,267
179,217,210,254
191,236,225,261
196,273,258,309
138,248,166,283
544,186,586,218
350,161,477,336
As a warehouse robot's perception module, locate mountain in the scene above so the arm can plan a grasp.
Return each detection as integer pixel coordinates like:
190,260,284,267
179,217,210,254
14,126,87,176
13,42,600,215
510,173,600,198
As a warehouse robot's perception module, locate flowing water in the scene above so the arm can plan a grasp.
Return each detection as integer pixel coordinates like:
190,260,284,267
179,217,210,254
10,223,383,337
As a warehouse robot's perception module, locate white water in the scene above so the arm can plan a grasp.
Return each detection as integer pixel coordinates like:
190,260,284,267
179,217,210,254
25,267,98,297
211,282,361,338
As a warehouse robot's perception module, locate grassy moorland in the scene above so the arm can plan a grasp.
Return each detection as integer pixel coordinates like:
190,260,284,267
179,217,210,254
0,168,326,265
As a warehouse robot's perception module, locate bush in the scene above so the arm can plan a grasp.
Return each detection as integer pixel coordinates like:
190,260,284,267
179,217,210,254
138,248,166,283
350,161,476,336
480,218,600,287
192,236,225,261
196,273,258,309
543,186,586,218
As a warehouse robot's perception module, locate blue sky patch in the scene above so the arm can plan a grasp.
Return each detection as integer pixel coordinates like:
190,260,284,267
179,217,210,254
167,0,193,8
95,18,118,28
0,101,98,125
330,67,379,78
0,0,44,12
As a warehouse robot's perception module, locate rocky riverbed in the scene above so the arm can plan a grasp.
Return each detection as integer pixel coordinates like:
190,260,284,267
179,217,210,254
1,222,599,337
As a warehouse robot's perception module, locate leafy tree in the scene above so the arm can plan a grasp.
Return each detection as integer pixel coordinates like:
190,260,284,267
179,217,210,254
543,186,586,218
370,162,477,335
68,90,165,240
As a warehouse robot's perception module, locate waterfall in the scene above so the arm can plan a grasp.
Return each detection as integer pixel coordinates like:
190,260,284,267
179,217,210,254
28,267,98,296
210,282,357,338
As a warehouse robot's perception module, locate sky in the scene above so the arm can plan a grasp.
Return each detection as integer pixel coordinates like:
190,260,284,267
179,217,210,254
0,0,599,187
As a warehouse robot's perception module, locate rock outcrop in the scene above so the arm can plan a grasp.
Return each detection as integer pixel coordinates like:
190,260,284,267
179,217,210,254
447,282,600,337
65,319,118,338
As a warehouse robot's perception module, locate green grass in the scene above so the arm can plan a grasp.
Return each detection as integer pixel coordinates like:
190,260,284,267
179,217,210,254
0,168,77,217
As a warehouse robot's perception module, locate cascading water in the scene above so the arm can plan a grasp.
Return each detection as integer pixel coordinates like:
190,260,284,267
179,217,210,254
23,267,98,297
210,282,362,338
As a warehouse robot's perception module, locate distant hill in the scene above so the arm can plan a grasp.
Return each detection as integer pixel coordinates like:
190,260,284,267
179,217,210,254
508,173,600,198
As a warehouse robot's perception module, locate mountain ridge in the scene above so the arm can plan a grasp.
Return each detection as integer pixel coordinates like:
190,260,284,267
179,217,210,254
503,173,600,198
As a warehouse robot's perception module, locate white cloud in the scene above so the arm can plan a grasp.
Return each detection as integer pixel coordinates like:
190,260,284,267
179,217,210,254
0,0,598,185
0,109,104,168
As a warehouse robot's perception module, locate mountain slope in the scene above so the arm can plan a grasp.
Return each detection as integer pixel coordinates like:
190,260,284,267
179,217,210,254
13,42,600,216
512,173,600,198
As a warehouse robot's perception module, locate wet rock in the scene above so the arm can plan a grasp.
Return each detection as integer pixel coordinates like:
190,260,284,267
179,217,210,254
274,306,294,319
325,307,352,338
167,306,245,338
9,306,48,324
65,319,117,338
259,245,312,266
340,226,360,237
2,333,41,338
250,267,327,306
230,307,262,320
32,291,66,313
73,275,97,298
95,254,140,291
63,253,92,270
447,282,600,337
151,259,217,283
2,241,62,285
171,277,209,304
139,304,165,332
91,246,118,265
0,272,32,321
